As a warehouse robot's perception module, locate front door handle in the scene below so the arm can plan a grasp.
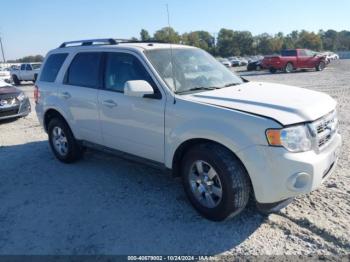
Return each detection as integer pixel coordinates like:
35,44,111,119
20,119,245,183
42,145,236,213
61,92,71,99
102,99,118,108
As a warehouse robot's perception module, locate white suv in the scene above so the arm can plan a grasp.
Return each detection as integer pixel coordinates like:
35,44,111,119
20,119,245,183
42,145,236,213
35,39,342,221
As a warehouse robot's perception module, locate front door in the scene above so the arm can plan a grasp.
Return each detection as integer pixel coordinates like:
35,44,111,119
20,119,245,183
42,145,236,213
98,52,165,163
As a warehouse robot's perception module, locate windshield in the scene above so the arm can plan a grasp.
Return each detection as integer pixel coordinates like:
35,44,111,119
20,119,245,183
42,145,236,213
145,48,242,94
32,64,41,70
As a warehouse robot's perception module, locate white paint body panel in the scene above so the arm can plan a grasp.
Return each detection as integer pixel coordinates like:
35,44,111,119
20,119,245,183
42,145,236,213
183,82,336,125
35,43,341,204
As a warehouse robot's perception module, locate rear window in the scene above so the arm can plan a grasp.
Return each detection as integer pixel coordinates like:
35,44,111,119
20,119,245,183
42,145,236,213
281,50,297,57
40,53,68,82
65,52,101,88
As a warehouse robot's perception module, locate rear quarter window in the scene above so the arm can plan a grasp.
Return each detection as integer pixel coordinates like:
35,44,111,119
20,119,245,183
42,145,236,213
40,53,68,82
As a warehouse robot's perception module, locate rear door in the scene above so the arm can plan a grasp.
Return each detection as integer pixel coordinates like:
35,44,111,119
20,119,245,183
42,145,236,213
58,52,103,144
97,51,165,163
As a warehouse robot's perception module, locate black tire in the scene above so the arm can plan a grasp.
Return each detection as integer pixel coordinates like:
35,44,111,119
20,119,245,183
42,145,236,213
48,117,84,163
269,67,277,74
316,61,326,71
12,75,20,85
256,65,261,71
284,62,293,73
181,143,251,221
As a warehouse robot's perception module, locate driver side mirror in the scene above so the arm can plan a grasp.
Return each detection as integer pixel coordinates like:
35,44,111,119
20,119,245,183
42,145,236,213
124,80,154,98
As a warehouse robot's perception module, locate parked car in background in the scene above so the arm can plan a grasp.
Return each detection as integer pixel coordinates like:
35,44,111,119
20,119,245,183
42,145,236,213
229,58,241,67
0,67,12,83
0,79,31,120
217,58,231,67
247,60,263,71
36,38,341,221
262,49,327,73
238,58,248,66
11,63,42,85
324,52,339,61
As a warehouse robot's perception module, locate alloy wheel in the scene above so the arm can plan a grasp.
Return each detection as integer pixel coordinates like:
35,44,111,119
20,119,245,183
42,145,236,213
188,160,223,208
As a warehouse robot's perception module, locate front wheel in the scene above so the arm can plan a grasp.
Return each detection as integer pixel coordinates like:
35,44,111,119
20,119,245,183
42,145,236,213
316,61,326,71
48,118,84,163
181,143,251,221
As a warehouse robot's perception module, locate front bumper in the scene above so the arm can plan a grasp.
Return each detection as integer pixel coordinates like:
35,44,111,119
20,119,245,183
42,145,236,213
238,133,342,203
0,98,31,120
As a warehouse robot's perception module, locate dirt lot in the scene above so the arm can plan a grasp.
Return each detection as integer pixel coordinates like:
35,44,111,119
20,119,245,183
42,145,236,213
0,60,349,256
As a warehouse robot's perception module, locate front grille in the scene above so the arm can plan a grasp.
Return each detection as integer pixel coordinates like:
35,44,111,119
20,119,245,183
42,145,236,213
309,110,338,150
0,108,18,118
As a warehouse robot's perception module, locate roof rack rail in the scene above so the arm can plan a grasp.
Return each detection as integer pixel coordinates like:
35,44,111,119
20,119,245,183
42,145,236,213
117,39,169,44
59,38,117,48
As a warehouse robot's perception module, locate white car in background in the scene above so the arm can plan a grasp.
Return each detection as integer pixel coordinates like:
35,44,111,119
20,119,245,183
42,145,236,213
217,58,231,67
0,67,12,83
323,52,339,62
10,63,42,85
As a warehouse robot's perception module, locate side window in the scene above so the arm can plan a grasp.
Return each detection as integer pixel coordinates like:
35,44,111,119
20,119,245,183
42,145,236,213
104,52,155,92
299,50,307,57
306,50,315,57
25,64,32,70
40,53,68,82
20,64,26,70
66,52,101,88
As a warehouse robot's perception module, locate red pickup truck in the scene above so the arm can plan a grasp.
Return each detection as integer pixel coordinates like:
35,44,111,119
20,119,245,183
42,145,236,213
262,49,327,73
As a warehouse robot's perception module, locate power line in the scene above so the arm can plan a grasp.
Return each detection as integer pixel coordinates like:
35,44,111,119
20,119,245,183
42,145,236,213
0,37,6,63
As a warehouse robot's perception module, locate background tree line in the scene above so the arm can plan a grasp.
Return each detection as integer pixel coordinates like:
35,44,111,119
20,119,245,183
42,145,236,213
140,28,350,57
7,55,44,63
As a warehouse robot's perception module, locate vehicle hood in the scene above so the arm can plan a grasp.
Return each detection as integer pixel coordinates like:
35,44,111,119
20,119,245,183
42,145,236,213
0,81,20,95
183,82,336,126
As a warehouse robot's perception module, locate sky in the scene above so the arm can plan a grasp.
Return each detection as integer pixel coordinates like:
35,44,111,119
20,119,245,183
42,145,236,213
0,0,349,60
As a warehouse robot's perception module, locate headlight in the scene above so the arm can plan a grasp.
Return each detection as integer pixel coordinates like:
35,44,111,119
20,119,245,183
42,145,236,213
17,92,26,101
266,125,312,152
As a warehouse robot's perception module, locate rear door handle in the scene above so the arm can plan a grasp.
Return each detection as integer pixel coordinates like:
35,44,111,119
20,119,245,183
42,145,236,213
61,92,71,99
102,99,118,108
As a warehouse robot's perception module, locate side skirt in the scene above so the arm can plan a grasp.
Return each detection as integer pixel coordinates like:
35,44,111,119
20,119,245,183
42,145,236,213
80,140,171,174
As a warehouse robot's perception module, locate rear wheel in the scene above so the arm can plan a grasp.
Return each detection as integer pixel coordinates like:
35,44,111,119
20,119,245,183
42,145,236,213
12,75,20,85
269,67,277,74
181,143,251,221
284,62,293,73
316,61,326,71
48,118,84,163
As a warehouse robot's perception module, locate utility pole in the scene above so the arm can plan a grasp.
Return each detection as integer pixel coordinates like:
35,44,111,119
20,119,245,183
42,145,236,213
0,37,6,63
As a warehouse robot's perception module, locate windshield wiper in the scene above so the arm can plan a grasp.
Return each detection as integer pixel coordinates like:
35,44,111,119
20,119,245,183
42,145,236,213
176,86,220,94
224,82,242,87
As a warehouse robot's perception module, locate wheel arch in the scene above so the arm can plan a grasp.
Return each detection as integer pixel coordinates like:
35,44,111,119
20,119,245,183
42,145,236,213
44,108,71,133
171,138,250,180
286,61,294,68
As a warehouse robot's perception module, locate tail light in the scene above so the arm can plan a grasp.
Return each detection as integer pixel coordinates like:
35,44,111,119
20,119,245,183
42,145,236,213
34,85,40,104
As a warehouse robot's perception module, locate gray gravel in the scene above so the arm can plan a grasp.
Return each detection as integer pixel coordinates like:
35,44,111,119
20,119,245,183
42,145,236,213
0,60,349,256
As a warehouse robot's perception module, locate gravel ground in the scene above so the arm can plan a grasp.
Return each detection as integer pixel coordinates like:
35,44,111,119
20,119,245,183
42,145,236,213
0,60,349,256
